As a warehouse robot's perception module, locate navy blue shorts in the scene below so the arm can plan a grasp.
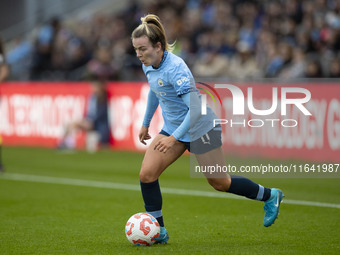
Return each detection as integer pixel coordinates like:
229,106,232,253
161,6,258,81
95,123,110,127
159,126,222,154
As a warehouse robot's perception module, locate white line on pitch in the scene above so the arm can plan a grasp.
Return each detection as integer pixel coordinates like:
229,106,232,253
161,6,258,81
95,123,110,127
1,173,339,209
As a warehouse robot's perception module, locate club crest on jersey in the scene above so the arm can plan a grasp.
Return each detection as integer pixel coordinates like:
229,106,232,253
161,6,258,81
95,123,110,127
158,78,164,87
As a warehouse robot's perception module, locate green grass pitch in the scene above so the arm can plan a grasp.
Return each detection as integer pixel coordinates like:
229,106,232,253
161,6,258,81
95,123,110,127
0,146,339,254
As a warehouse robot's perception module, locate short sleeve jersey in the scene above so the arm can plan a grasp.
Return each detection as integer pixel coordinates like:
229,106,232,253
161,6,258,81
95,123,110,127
142,51,217,142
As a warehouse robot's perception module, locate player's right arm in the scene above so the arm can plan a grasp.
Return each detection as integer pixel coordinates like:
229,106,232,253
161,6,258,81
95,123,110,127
139,90,159,145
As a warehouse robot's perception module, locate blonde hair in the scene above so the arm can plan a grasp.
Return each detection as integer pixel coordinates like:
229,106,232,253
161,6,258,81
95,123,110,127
131,14,174,52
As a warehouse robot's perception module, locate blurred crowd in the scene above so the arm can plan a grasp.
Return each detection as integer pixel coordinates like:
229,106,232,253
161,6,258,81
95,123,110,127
4,0,340,81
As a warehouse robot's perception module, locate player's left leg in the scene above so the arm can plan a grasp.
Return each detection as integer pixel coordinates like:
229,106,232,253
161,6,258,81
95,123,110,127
195,147,272,199
195,146,284,227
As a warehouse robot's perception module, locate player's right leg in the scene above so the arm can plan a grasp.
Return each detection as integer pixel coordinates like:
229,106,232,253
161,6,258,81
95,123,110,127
139,134,187,182
139,134,186,243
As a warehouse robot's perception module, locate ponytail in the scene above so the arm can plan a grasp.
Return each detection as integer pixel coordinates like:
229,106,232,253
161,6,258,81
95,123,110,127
131,14,174,52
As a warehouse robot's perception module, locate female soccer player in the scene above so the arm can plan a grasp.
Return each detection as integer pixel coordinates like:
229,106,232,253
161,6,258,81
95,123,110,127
131,14,283,244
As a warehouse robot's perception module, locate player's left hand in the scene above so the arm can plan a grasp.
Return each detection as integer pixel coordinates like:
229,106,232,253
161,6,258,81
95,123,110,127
154,135,177,153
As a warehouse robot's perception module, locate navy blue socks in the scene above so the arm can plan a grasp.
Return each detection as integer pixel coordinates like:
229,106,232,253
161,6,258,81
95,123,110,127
140,179,164,227
227,175,271,201
140,176,270,228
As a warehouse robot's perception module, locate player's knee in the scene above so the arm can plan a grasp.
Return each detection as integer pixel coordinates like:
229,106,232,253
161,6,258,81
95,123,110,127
139,169,158,183
208,178,231,192
225,175,231,189
211,182,227,192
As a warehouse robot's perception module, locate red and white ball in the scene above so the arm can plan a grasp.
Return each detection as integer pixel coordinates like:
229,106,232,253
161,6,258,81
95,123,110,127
125,213,160,246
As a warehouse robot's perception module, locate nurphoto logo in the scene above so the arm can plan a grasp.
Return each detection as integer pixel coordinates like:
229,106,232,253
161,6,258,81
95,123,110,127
200,83,312,128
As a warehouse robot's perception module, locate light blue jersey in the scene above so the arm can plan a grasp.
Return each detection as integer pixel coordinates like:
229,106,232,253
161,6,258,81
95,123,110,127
142,51,217,142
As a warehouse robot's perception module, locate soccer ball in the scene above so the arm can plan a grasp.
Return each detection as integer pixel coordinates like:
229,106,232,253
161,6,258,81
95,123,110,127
125,212,160,246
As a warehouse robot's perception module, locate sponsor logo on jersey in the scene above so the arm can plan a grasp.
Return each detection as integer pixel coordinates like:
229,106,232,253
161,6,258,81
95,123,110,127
176,76,190,86
151,88,166,97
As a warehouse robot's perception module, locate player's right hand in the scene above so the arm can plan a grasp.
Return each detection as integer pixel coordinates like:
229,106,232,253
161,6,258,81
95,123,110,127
139,126,151,145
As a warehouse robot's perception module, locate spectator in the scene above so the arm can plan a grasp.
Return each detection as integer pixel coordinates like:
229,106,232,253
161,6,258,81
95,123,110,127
4,0,340,80
6,37,33,80
265,42,293,78
193,48,229,78
305,60,324,78
264,43,284,78
66,39,90,80
226,41,262,81
58,78,110,151
279,47,307,79
0,36,9,82
84,45,117,80
328,58,340,78
30,17,61,80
